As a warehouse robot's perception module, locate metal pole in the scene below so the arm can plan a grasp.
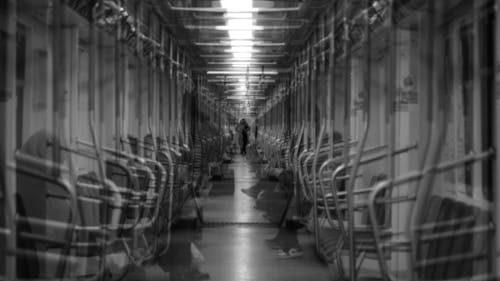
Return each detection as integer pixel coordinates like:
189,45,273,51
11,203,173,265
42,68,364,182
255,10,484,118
136,0,143,144
169,38,174,144
115,0,123,152
328,7,336,158
340,1,355,278
494,0,500,276
0,0,16,278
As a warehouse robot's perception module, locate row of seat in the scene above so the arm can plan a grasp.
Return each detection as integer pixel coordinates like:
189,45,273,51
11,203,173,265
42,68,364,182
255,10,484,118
256,119,495,280
2,126,223,280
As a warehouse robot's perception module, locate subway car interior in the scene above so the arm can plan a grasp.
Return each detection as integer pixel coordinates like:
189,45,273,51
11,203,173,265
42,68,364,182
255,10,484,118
1,0,500,280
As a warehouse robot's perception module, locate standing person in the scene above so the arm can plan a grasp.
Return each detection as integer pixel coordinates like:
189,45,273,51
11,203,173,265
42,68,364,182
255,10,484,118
238,119,250,155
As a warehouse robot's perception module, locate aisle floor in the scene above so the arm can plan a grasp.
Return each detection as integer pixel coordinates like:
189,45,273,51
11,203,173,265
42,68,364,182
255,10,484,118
200,155,331,281
128,154,332,281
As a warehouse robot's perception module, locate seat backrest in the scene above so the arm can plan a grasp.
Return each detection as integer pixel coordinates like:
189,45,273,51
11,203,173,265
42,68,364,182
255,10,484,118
14,153,76,279
415,195,491,280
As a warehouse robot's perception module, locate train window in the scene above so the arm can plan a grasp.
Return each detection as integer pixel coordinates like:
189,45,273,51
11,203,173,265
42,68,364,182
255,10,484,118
437,4,494,202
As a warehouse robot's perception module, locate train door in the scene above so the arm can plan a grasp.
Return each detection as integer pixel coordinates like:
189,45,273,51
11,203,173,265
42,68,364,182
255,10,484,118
416,1,496,278
437,1,494,201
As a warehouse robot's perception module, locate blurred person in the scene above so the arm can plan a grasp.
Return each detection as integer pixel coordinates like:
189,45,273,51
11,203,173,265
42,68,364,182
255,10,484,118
236,119,250,155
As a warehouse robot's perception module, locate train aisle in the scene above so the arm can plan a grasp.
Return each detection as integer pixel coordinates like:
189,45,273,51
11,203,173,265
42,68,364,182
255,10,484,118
198,154,332,281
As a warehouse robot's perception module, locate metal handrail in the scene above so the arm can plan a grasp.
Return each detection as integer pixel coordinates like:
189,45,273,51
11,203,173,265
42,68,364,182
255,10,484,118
312,121,327,252
156,150,174,256
9,152,79,277
367,149,495,281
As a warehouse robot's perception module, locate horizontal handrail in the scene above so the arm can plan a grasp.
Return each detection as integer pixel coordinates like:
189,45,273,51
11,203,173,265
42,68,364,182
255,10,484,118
366,148,495,281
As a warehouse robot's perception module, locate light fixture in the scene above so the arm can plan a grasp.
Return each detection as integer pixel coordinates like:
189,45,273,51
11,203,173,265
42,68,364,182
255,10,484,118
208,61,276,66
227,96,266,100
230,40,254,46
232,52,252,59
207,70,279,75
232,63,251,68
216,25,263,31
221,0,252,12
225,46,258,53
224,12,253,19
228,30,253,40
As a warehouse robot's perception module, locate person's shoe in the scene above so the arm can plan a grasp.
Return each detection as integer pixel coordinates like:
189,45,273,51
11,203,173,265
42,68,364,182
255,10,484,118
276,248,303,259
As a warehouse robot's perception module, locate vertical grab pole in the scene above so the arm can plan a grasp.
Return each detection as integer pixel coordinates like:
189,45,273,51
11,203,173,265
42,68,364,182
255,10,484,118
169,38,174,145
0,0,16,279
387,0,396,215
308,41,314,149
312,14,328,254
90,2,106,183
147,10,157,159
328,7,336,158
346,1,372,279
341,0,352,273
90,2,110,277
159,29,165,142
135,0,143,148
115,0,123,153
409,1,454,277
302,49,308,150
52,0,67,167
494,0,500,276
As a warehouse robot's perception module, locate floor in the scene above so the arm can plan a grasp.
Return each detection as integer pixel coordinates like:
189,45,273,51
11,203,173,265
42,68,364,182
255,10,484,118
200,155,331,281
127,154,332,281
203,155,267,224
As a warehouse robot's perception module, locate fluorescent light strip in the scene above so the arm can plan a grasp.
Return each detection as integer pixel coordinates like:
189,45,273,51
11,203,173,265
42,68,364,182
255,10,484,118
207,70,279,75
227,96,266,100
208,61,277,65
225,48,259,53
215,25,264,31
195,41,285,47
221,0,252,12
225,89,264,92
232,52,252,59
225,12,253,19
208,77,275,80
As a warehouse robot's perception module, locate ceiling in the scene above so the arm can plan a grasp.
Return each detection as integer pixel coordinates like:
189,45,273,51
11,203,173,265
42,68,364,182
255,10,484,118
157,0,332,117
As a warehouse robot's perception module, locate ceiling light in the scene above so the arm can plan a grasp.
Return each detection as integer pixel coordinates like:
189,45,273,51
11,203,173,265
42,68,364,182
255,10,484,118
220,61,277,66
227,96,266,100
232,63,251,68
207,70,278,75
224,12,253,19
230,40,254,46
216,25,263,31
220,0,252,12
226,46,256,53
228,30,253,40
228,19,254,28
232,52,252,59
